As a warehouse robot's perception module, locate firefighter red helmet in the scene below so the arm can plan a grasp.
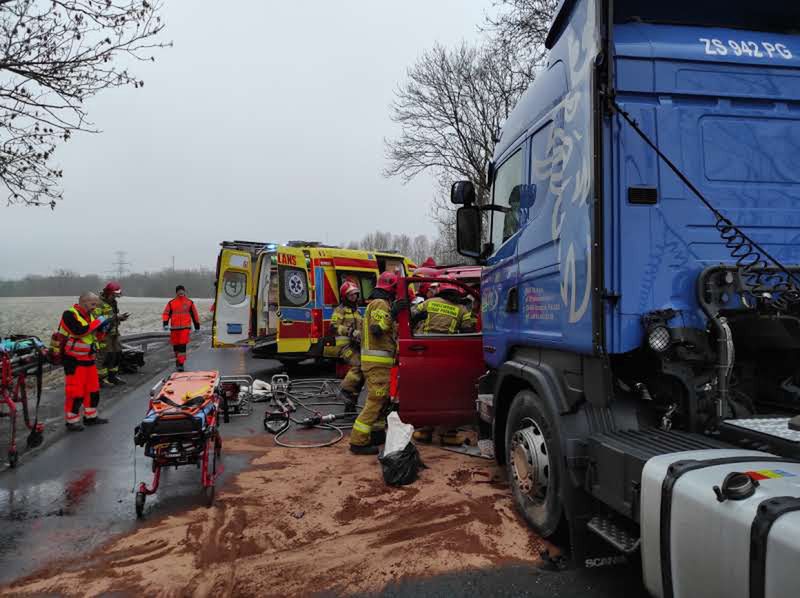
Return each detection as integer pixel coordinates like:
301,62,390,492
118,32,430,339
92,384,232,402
437,278,462,295
103,281,122,295
340,280,360,299
376,271,398,292
420,257,437,268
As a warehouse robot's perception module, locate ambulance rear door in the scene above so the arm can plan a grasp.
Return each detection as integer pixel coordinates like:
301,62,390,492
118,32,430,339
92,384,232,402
276,245,312,354
254,249,279,339
212,247,254,347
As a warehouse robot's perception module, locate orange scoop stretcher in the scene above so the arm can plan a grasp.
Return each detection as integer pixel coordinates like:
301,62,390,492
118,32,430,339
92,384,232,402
133,371,229,517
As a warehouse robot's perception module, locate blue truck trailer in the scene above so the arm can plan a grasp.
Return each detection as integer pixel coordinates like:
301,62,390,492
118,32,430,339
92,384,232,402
451,1,800,595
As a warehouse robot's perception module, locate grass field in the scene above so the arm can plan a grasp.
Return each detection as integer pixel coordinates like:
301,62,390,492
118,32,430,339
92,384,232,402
0,296,213,342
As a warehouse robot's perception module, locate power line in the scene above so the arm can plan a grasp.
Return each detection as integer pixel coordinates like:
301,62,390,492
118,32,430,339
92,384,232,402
111,250,131,280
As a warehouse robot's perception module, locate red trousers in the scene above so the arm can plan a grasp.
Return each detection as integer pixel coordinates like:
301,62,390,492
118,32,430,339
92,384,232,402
170,329,190,365
64,361,100,423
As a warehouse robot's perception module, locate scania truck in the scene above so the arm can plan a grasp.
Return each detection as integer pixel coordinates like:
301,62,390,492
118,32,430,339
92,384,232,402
448,1,800,596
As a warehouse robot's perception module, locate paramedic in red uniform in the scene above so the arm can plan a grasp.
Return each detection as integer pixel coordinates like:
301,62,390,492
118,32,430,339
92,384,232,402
162,285,201,372
59,292,112,431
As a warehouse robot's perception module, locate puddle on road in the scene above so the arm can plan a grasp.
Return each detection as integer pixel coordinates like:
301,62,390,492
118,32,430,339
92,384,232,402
0,453,249,585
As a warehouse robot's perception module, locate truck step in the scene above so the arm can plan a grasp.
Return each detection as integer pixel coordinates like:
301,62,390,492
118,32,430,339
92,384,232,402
587,515,640,554
719,417,800,459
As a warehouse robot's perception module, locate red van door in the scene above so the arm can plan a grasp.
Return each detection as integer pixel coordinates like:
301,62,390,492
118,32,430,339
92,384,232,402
394,278,484,427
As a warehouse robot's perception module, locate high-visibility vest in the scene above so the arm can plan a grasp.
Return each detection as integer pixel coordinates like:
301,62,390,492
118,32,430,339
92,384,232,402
361,298,396,365
58,306,99,361
414,297,475,334
163,296,199,331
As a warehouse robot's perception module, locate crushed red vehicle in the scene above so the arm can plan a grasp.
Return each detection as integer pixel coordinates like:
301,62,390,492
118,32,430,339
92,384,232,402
392,274,484,427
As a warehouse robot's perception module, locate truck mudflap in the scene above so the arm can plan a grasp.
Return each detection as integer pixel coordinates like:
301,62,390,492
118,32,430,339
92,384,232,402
640,449,800,598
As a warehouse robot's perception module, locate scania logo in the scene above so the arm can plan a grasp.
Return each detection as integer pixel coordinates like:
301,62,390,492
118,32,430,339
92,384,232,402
585,555,627,568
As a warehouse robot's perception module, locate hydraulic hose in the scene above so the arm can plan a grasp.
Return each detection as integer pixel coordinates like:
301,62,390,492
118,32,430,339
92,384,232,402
266,378,361,448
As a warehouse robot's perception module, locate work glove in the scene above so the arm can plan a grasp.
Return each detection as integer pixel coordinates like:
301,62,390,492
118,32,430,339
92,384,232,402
95,315,112,331
350,329,361,343
391,299,409,319
163,322,169,331
195,326,201,331
119,312,130,322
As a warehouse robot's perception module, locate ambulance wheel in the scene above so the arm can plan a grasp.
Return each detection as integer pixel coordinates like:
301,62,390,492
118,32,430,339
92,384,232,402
505,389,563,538
8,450,18,468
135,492,146,518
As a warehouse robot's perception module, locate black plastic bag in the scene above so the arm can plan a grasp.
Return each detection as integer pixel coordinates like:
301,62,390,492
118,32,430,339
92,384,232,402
120,343,145,373
379,442,427,486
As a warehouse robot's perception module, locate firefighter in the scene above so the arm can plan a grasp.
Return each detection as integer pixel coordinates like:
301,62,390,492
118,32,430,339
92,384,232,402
162,285,200,372
349,271,401,455
59,292,113,431
332,281,364,412
411,279,476,335
93,282,129,386
410,279,477,445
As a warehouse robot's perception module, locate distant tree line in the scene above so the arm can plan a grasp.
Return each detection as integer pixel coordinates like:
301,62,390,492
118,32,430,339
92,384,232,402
344,231,462,266
0,268,215,298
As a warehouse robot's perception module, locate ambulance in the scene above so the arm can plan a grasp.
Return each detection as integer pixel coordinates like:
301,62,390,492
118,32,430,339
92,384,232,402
212,240,416,362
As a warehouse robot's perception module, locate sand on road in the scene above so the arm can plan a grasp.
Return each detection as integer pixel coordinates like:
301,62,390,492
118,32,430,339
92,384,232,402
4,435,551,597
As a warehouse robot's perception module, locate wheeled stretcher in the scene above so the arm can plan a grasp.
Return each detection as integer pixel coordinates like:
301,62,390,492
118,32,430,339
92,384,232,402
133,370,231,517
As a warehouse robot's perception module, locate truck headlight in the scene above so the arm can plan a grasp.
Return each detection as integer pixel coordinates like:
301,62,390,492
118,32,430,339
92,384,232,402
647,326,671,352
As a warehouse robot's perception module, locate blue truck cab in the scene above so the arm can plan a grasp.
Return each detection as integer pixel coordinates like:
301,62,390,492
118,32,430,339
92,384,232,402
453,0,800,580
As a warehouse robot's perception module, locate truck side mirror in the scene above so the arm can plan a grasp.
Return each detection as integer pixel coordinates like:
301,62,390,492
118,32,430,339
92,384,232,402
451,181,476,205
456,206,482,258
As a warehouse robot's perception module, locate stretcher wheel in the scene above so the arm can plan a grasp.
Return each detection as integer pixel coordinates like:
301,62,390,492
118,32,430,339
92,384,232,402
135,491,146,518
222,398,230,424
7,450,17,468
204,437,220,508
204,484,215,507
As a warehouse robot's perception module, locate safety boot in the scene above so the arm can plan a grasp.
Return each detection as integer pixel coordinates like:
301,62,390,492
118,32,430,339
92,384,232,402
99,377,115,388
83,416,110,426
349,444,379,455
65,422,84,432
439,430,466,446
413,427,433,443
108,374,126,385
176,363,185,372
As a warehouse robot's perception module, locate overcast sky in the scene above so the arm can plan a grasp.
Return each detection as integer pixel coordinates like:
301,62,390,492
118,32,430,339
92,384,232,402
0,0,488,278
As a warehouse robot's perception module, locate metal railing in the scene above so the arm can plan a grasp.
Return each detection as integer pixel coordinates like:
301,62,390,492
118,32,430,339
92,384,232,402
39,331,174,375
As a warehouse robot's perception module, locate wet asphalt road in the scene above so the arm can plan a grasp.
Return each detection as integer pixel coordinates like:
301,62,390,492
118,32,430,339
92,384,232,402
0,337,282,584
0,339,649,596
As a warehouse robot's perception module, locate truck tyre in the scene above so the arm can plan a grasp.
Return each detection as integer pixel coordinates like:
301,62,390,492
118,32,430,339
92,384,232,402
505,389,563,537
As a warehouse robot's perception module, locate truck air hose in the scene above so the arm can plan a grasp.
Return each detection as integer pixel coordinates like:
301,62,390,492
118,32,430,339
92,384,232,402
610,97,800,310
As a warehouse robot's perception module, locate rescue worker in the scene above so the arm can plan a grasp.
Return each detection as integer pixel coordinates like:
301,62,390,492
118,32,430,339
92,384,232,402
162,285,200,372
411,279,476,335
349,271,402,455
410,279,477,445
59,292,113,431
332,281,364,413
93,282,129,386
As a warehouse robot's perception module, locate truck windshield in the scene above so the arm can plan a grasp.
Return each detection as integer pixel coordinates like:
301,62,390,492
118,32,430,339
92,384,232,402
614,0,800,33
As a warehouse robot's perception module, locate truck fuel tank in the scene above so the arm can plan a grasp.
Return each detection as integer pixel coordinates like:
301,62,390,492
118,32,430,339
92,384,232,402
640,449,800,598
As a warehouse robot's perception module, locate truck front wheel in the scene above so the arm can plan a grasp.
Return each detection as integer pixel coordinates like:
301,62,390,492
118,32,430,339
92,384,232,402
505,389,563,537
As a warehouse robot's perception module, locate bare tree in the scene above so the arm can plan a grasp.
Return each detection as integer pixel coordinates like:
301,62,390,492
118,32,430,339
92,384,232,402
386,42,530,204
0,0,168,207
411,234,433,265
483,0,560,69
385,42,532,259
